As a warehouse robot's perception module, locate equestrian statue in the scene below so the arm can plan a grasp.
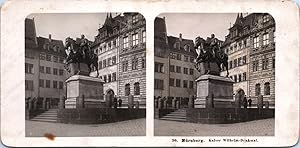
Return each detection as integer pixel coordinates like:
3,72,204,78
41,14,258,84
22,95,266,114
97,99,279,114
194,34,229,77
64,34,99,77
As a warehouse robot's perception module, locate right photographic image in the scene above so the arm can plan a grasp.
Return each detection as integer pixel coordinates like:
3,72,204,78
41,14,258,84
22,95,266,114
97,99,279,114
154,13,275,136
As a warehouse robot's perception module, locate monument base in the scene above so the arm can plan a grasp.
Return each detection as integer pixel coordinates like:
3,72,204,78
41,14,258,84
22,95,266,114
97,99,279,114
65,75,104,109
195,74,234,108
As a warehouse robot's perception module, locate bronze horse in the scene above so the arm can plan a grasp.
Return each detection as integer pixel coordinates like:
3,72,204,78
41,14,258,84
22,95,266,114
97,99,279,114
65,37,99,77
194,36,229,77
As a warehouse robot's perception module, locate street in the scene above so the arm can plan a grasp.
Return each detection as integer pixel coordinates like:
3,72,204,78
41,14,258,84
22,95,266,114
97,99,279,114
155,118,274,136
26,118,145,137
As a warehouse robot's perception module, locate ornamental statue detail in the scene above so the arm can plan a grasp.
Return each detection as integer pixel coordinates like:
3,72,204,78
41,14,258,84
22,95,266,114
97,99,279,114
194,34,229,77
64,34,99,77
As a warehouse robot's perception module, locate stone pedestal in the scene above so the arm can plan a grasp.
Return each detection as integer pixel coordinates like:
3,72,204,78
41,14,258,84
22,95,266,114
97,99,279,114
65,75,104,109
195,74,234,108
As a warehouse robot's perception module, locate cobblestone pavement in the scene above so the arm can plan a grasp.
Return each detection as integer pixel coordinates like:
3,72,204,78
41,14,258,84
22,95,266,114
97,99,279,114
154,118,274,136
26,118,145,137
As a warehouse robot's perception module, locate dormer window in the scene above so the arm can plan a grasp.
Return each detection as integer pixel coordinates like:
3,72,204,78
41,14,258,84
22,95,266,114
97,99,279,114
263,15,270,23
174,42,180,49
132,15,138,24
184,44,190,51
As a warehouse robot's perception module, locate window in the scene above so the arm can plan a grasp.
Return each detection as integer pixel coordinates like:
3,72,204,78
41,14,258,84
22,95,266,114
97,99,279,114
46,67,51,74
46,54,51,61
53,68,58,75
262,58,269,70
272,58,275,69
122,61,128,72
107,58,112,66
53,81,57,88
103,75,107,83
183,80,188,88
238,57,242,66
116,38,119,47
252,60,259,72
184,55,189,62
99,61,102,69
169,78,174,86
25,63,34,74
39,79,44,87
112,72,116,81
176,54,181,60
103,59,107,68
132,33,139,46
229,61,232,69
190,57,194,63
183,67,188,74
46,80,50,88
176,66,181,73
263,33,269,46
253,36,259,48
25,80,34,91
59,57,64,63
108,74,111,82
184,44,190,51
134,82,140,95
132,15,138,24
255,83,261,96
189,81,194,89
59,69,64,76
141,58,146,68
242,56,247,65
142,30,146,43
190,68,194,75
132,58,138,70
59,81,63,89
39,66,44,73
170,52,176,59
264,82,270,95
234,75,237,82
53,56,58,62
243,72,247,81
233,59,237,67
154,79,164,90
169,65,175,72
273,31,276,43
112,56,116,65
263,15,269,23
123,36,129,49
238,74,242,82
40,53,46,60
175,79,181,87
154,62,164,73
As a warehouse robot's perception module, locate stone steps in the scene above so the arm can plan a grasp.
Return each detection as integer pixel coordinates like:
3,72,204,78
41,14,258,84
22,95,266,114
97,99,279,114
30,109,58,123
160,109,187,122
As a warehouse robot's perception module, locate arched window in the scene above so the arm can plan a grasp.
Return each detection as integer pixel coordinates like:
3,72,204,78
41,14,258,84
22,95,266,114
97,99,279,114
264,82,270,95
134,82,140,95
125,84,130,96
255,83,261,96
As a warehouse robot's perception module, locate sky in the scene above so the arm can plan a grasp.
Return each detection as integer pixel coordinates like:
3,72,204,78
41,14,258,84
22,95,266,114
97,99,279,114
27,13,119,42
158,13,240,41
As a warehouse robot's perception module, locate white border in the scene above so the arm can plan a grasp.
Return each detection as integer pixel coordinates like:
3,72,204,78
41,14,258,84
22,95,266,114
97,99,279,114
1,0,299,147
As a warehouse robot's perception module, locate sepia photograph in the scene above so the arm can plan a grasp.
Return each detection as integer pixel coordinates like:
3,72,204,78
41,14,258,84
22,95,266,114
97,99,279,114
154,13,275,136
25,12,146,136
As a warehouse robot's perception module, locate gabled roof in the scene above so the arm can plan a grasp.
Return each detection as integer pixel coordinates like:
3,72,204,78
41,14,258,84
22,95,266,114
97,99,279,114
167,36,197,57
25,18,38,49
37,36,66,57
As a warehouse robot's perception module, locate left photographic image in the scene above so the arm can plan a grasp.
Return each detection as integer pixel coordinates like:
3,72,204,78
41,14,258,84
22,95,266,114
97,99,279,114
25,13,146,136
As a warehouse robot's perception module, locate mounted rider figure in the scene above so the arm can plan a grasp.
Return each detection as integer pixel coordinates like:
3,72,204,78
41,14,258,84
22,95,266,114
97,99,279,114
79,34,90,60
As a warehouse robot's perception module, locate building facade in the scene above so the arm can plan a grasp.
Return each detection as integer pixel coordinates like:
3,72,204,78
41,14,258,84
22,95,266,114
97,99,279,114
91,13,146,108
220,13,275,106
154,17,199,107
25,18,67,109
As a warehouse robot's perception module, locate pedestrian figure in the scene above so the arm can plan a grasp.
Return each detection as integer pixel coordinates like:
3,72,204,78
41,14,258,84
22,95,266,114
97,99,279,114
113,96,118,108
248,98,252,107
118,98,122,108
243,96,248,108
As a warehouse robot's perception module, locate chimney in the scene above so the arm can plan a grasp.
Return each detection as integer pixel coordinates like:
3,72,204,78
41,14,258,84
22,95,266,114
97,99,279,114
179,33,182,41
49,34,52,42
